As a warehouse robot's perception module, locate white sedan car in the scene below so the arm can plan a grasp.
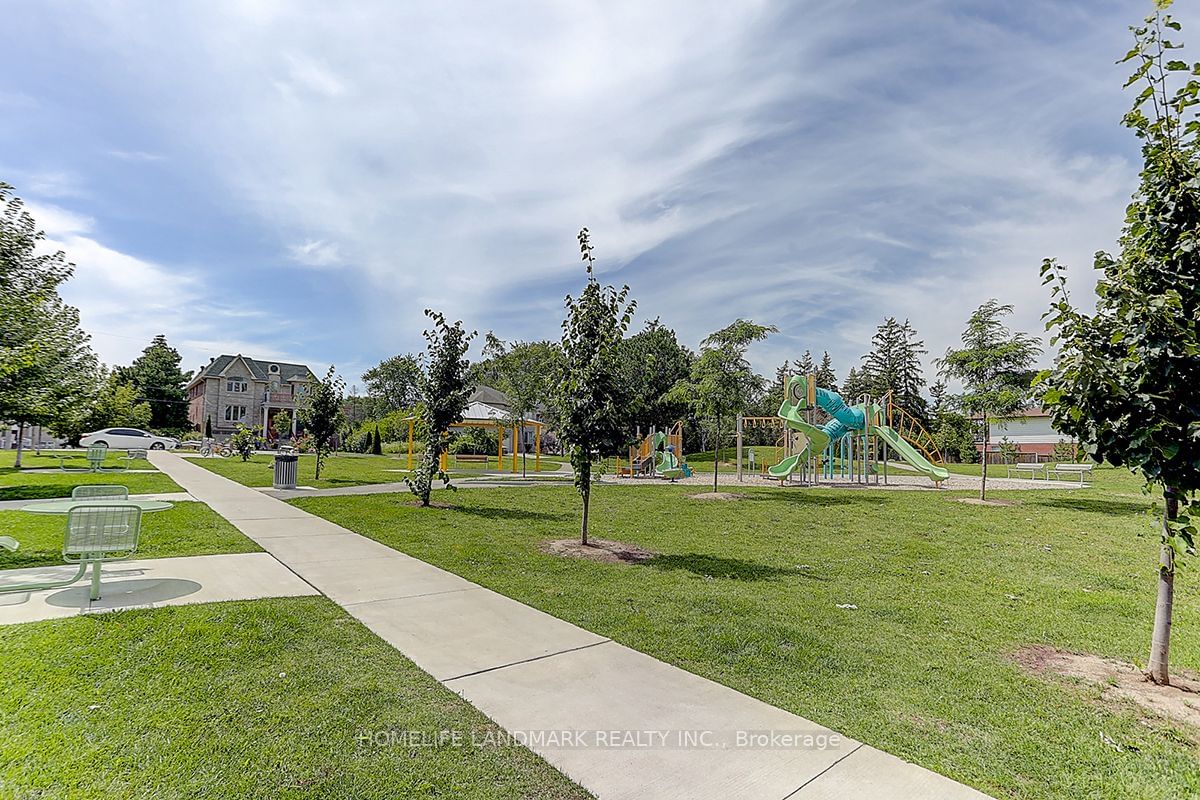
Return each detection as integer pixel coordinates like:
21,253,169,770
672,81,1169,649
79,428,178,451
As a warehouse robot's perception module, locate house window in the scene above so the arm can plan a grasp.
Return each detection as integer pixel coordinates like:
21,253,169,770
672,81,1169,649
224,405,247,422
227,376,248,393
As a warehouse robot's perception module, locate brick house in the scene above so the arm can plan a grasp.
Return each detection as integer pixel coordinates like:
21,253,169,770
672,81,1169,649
186,355,317,439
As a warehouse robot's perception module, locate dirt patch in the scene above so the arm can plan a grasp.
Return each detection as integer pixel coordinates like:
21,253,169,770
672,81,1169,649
541,538,656,565
957,498,1019,507
686,491,745,501
1014,645,1200,735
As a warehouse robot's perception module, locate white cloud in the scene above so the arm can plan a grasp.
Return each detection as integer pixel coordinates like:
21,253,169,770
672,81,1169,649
10,0,1187,389
108,149,165,162
288,239,343,268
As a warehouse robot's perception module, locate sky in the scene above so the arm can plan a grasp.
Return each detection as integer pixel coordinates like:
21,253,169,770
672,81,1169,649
2,0,1189,392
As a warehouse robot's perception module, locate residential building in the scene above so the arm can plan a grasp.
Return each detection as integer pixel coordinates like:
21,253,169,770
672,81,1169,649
976,406,1075,462
186,355,317,439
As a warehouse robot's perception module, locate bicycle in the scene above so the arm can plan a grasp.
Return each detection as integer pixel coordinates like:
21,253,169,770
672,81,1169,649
199,438,232,458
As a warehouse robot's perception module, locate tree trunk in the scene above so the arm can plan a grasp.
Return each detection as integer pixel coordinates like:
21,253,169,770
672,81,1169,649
979,420,989,501
14,422,25,469
1148,487,1179,685
713,415,720,493
579,464,591,546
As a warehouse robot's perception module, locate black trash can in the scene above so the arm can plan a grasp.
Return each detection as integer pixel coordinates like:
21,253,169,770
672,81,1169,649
273,453,299,490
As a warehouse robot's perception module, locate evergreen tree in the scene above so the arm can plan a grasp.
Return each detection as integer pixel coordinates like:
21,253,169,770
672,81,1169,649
815,351,838,392
860,318,928,422
794,350,815,375
371,425,383,455
120,335,192,431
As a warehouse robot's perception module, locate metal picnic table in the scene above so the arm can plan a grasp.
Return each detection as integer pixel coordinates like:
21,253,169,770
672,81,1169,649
21,499,174,514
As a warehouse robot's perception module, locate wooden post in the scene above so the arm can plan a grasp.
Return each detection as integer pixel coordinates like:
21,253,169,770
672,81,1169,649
511,424,518,473
534,424,541,472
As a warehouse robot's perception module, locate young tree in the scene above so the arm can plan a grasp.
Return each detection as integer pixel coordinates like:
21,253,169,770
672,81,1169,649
668,319,776,492
204,415,213,439
372,425,383,455
118,335,192,431
557,228,636,545
272,411,293,443
362,354,422,412
301,366,345,479
229,423,260,461
1039,2,1200,685
406,311,476,507
938,300,1040,500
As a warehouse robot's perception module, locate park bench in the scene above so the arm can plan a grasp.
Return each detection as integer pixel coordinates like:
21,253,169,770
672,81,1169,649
1006,463,1045,480
453,454,490,465
0,503,142,600
1048,463,1094,485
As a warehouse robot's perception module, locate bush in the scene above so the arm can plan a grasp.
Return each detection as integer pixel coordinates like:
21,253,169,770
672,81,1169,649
229,424,261,461
449,426,498,456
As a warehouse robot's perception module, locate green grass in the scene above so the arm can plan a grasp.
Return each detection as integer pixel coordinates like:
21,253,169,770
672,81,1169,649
0,449,154,471
0,501,260,570
193,452,565,489
295,473,1199,799
0,597,589,799
0,469,181,501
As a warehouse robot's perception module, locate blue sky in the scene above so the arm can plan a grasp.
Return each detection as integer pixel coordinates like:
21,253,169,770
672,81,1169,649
2,0,1186,390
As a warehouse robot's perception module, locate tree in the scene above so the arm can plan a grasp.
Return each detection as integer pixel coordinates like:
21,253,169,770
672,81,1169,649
371,425,383,455
0,182,73,386
556,228,636,545
204,415,212,439
406,311,476,507
861,318,928,423
55,368,152,445
272,411,293,442
794,350,815,376
937,301,1040,500
668,319,776,492
119,335,192,431
841,366,869,401
229,423,260,461
815,351,839,393
1038,2,1200,685
617,320,694,435
362,354,422,413
301,366,345,479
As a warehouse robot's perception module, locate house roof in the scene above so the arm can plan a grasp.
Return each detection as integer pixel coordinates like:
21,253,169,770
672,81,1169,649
468,385,513,409
189,355,316,387
970,406,1051,420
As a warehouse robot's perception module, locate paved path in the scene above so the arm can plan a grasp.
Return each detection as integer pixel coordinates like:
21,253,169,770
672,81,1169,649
149,451,990,800
0,552,316,625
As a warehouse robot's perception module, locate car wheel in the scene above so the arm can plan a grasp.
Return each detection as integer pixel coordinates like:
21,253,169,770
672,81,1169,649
93,440,108,448
150,442,165,450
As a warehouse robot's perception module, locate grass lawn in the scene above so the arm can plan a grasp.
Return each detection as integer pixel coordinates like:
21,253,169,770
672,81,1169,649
0,468,181,501
0,597,588,799
193,452,566,490
0,449,154,471
295,473,1199,799
0,501,260,570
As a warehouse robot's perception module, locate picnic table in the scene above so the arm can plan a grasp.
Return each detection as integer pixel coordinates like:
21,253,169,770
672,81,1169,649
21,499,174,514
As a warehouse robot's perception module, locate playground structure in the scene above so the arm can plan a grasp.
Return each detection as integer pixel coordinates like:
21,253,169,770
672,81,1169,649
618,421,693,480
398,415,544,473
736,374,949,486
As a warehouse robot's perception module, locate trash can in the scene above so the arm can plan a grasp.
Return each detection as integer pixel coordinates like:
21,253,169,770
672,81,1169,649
273,453,298,490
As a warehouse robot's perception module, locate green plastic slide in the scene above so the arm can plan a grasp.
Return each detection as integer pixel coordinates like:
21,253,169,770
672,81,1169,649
769,384,832,479
874,425,950,482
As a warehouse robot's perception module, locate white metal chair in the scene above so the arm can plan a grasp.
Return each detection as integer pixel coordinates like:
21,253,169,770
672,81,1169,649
0,503,142,600
63,504,143,600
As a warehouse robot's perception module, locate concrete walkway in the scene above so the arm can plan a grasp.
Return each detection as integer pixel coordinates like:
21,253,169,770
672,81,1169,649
149,451,990,800
0,552,317,625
